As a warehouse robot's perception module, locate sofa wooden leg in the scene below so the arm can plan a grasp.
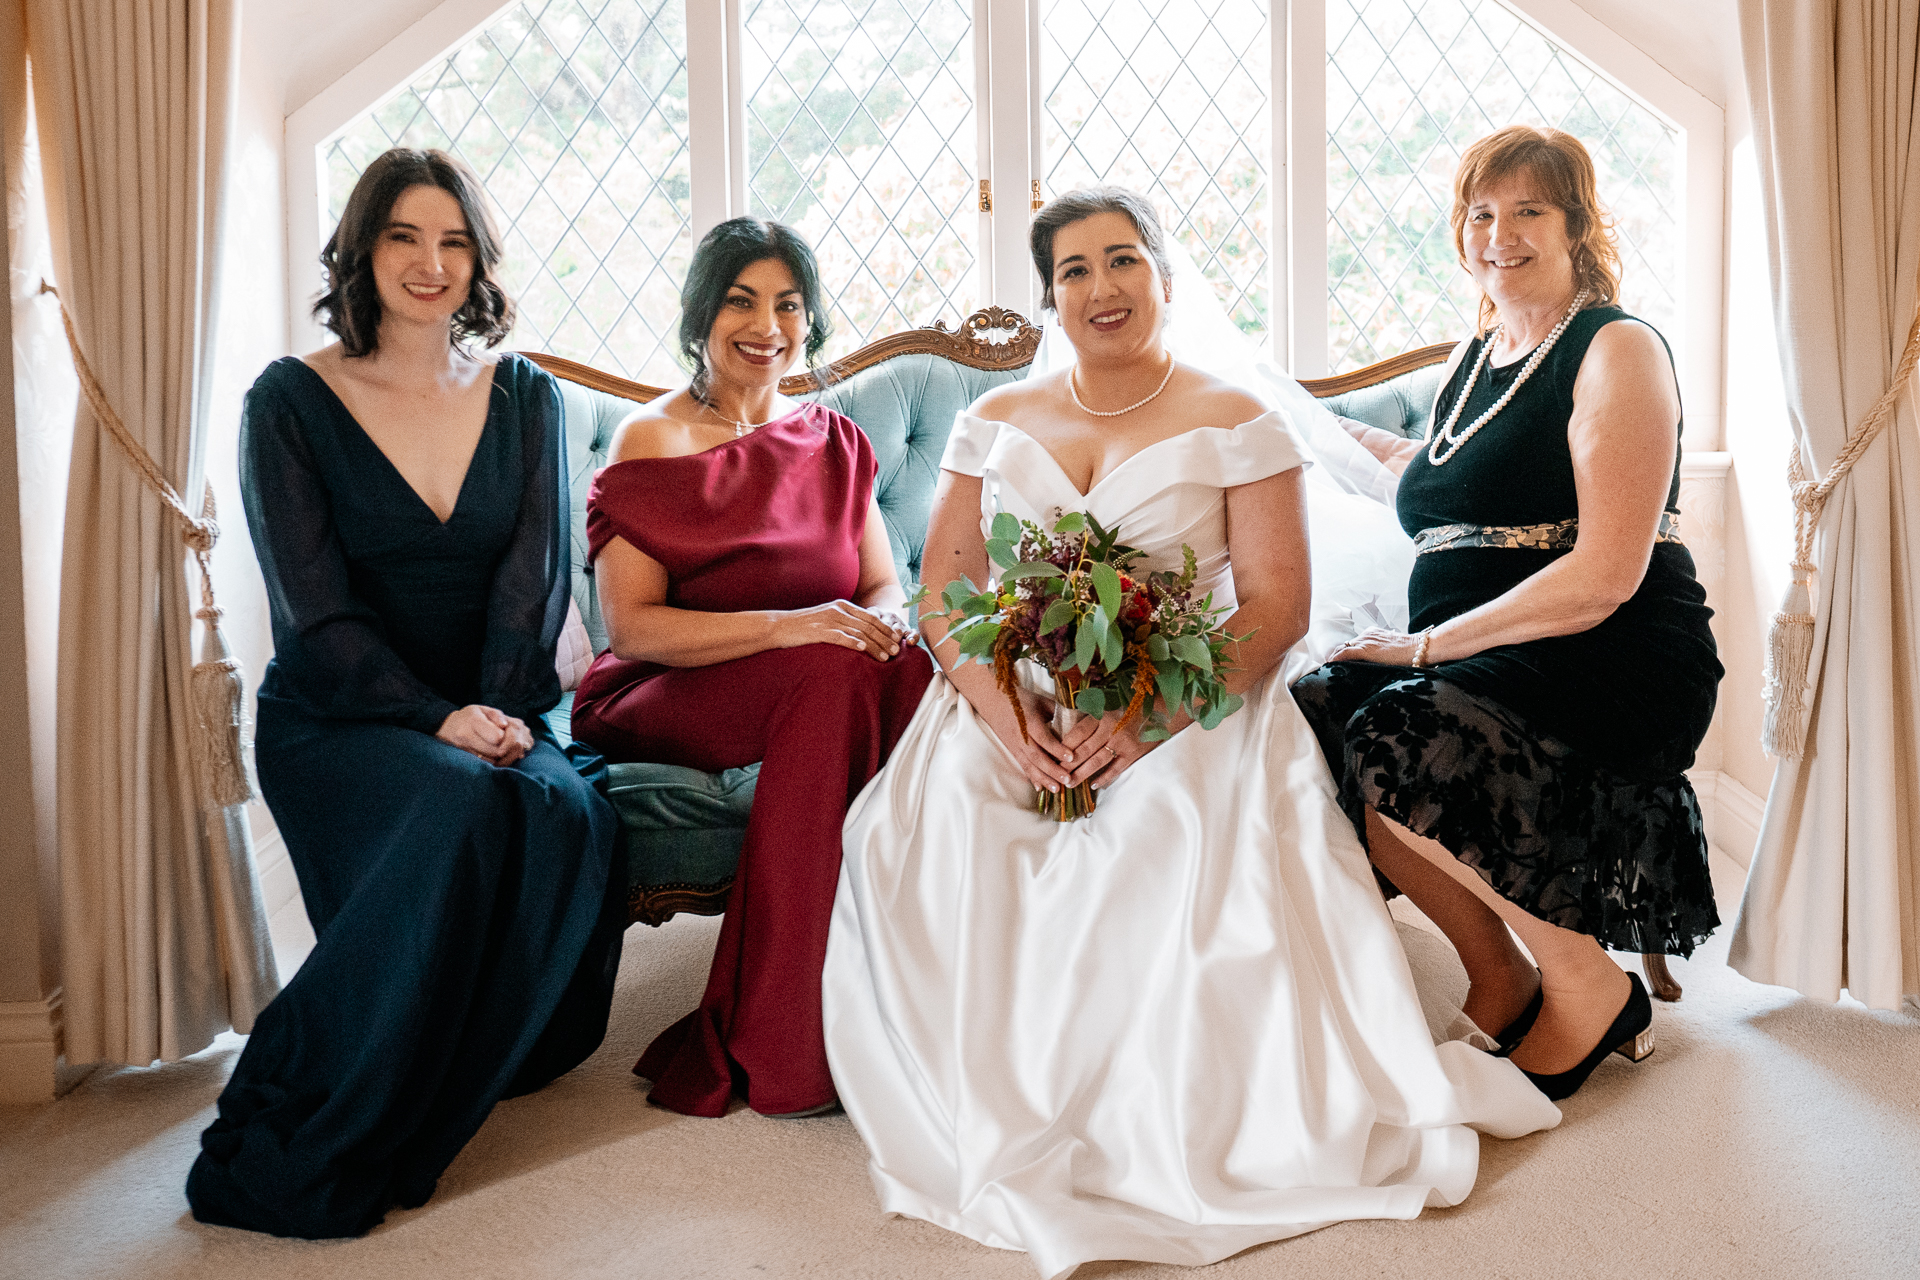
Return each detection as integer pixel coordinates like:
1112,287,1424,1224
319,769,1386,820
1642,952,1682,1002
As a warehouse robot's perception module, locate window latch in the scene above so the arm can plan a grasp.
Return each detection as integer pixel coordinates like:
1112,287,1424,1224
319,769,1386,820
1031,180,1043,211
978,179,992,213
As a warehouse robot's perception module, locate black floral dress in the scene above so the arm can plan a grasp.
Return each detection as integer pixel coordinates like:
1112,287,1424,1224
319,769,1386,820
1292,307,1722,956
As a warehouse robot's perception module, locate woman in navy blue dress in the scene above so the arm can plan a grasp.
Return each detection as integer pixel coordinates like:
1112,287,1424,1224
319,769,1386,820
186,149,624,1238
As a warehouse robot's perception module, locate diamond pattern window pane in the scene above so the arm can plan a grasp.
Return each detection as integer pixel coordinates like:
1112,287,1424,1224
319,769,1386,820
1042,1,1271,342
743,0,977,360
324,1,692,385
1328,0,1679,371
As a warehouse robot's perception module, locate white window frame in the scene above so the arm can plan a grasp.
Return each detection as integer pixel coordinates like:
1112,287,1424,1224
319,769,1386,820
285,0,1721,444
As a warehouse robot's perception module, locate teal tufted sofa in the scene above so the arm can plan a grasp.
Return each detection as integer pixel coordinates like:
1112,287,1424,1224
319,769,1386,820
528,317,1455,926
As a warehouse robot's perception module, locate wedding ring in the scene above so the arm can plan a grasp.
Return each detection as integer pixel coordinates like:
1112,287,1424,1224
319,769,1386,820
1104,745,1116,762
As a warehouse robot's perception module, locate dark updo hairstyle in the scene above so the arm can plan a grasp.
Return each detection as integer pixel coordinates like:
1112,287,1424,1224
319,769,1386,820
679,216,831,400
1029,185,1175,312
312,148,513,356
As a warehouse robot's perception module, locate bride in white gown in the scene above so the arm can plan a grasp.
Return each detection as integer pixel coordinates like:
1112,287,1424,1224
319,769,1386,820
821,189,1559,1279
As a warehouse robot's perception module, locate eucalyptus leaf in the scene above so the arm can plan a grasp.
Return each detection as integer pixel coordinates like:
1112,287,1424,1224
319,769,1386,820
1103,686,1125,711
1145,633,1170,662
1170,635,1213,672
1073,618,1097,673
985,537,1018,568
957,622,1001,656
1139,725,1171,742
1053,511,1087,534
1097,608,1123,672
1040,598,1076,634
990,512,1021,542
1090,562,1122,618
1156,666,1185,712
1004,562,1064,580
1075,689,1107,717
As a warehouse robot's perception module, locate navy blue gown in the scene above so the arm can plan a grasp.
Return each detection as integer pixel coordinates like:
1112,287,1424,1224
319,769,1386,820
187,354,625,1238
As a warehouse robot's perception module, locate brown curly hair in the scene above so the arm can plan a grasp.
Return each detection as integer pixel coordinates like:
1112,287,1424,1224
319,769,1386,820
312,148,514,356
1450,125,1621,333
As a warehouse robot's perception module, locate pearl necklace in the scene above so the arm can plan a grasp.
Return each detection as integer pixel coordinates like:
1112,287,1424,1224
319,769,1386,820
1069,354,1176,418
1427,289,1590,467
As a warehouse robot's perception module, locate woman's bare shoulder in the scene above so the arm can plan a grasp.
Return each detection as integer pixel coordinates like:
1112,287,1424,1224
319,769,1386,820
1174,364,1268,426
607,393,698,462
969,369,1068,421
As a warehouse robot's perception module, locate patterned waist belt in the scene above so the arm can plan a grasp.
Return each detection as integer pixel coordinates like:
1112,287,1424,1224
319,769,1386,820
1412,511,1684,555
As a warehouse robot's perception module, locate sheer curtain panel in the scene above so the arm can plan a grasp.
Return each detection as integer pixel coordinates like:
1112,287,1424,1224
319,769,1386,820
1727,0,1920,1010
27,0,276,1065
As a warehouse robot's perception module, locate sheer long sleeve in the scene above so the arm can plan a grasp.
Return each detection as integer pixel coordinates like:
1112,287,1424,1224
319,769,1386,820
240,370,462,733
477,360,568,722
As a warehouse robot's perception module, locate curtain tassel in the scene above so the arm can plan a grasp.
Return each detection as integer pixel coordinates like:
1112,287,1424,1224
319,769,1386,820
1760,558,1816,758
1757,277,1920,759
41,278,256,805
183,496,255,808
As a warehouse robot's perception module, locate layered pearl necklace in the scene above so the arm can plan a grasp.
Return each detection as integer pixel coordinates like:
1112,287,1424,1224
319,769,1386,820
1069,353,1176,418
1427,289,1590,467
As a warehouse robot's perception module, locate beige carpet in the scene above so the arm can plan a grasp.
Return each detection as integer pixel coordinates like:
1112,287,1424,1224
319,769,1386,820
4,849,1917,1280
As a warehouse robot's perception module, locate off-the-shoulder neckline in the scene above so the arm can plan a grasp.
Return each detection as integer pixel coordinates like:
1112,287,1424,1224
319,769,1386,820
598,400,825,470
955,410,1287,499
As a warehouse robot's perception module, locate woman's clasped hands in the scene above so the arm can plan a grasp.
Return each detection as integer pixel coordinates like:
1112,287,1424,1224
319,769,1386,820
978,685,1159,795
773,599,919,660
437,704,535,766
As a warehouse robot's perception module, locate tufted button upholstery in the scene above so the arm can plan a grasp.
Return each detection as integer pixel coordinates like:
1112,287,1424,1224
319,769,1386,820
813,353,1029,584
552,377,634,654
1319,364,1445,440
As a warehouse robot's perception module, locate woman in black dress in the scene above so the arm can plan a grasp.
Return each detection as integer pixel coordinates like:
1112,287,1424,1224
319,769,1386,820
1293,125,1721,1101
187,149,625,1236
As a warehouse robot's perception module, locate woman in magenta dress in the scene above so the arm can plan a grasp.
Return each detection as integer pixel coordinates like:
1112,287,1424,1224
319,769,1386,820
570,218,934,1118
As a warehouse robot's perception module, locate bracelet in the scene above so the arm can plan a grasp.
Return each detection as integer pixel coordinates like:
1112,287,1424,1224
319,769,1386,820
1412,626,1435,668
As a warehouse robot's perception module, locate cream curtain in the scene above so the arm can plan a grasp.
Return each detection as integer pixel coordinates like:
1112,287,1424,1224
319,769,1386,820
1728,0,1920,1010
28,0,276,1064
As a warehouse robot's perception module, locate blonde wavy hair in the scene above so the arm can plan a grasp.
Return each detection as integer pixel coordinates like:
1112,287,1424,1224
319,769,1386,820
1450,125,1621,333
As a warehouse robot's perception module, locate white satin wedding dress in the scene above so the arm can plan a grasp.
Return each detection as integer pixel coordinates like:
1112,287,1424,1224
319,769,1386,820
822,408,1560,1279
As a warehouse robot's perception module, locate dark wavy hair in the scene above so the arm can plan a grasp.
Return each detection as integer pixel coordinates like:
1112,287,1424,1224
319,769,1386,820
312,148,513,356
678,217,830,399
1029,186,1174,312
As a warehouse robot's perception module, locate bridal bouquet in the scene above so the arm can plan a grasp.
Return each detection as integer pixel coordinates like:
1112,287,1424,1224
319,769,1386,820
930,510,1247,820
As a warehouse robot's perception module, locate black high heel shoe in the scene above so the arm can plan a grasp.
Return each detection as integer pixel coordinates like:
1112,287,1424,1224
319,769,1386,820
1520,972,1655,1101
1490,975,1544,1058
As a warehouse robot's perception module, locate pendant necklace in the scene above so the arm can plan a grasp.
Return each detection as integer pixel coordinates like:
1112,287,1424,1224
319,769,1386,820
703,397,771,438
1428,289,1590,467
1069,353,1176,418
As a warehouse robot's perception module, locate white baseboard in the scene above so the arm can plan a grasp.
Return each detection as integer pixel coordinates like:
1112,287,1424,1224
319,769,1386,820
0,988,62,1105
1688,768,1766,869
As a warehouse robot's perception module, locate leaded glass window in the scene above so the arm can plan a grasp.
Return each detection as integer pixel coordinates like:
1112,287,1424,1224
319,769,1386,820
742,0,977,359
1042,0,1272,340
1326,0,1679,370
323,0,692,384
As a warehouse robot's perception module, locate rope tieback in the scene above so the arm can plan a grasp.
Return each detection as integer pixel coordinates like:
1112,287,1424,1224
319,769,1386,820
1762,274,1920,759
40,280,256,807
